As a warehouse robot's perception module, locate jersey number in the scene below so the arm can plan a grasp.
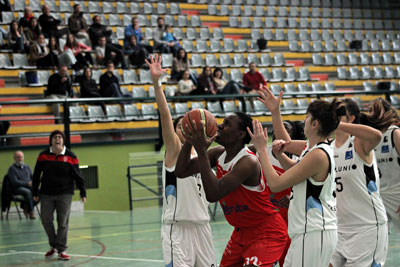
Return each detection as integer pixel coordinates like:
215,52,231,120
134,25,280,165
197,183,202,197
335,177,343,192
244,256,259,266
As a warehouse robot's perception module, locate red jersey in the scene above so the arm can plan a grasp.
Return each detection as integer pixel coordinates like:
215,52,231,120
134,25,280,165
216,147,281,228
269,164,291,224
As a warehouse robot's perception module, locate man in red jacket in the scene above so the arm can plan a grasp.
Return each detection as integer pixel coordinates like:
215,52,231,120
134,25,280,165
242,62,267,94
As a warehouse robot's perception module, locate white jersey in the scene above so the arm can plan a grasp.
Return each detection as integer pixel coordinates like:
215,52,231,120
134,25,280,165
161,159,210,224
288,142,337,236
332,136,387,233
375,125,400,194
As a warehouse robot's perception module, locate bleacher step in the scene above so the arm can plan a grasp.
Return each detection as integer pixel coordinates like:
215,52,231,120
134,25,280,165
20,135,82,146
2,115,55,126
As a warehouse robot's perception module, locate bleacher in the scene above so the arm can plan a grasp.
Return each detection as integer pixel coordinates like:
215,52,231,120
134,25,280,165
0,0,400,147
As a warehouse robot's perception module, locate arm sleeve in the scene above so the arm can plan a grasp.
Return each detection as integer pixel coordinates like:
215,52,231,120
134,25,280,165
79,42,91,52
8,167,28,188
71,156,86,198
47,75,56,94
242,73,250,87
32,157,43,196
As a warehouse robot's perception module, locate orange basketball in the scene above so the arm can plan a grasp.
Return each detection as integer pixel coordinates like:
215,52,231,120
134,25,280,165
181,109,218,138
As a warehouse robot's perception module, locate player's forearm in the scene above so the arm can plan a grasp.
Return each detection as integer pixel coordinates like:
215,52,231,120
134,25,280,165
338,122,382,148
175,142,196,178
271,110,291,141
257,149,282,192
196,148,221,202
275,152,297,170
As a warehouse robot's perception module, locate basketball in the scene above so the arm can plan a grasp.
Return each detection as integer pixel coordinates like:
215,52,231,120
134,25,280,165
181,109,218,138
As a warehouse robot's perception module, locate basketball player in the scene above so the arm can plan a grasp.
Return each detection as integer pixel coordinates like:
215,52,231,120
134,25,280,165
363,98,400,233
330,98,388,267
175,112,288,266
249,88,344,267
145,55,216,266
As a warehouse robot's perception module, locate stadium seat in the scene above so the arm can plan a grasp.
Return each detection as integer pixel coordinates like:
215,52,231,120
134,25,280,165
219,54,233,67
252,100,270,116
285,68,297,82
236,40,248,53
0,54,12,68
141,104,158,120
213,28,224,40
259,69,271,81
312,83,324,92
210,40,222,52
273,54,286,66
116,3,128,13
123,70,139,84
289,41,299,52
349,67,360,79
363,81,374,91
348,54,359,65
373,66,385,79
139,70,153,84
361,67,372,79
336,54,347,65
206,54,219,67
69,106,88,123
230,69,243,82
131,87,147,98
200,28,210,40
385,66,396,79
360,53,371,65
124,104,142,120
371,53,382,65
313,41,323,52
191,54,205,67
88,106,108,122
325,83,336,91
191,102,205,110
298,68,310,81
233,54,246,67
324,54,336,65
270,69,284,82
196,40,209,53
223,101,239,115
270,84,283,95
223,39,235,52
182,40,194,52
337,67,348,79
298,83,312,93
106,105,124,121
207,101,224,117
260,54,272,66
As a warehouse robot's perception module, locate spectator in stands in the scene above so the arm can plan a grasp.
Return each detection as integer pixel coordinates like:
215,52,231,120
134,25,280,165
38,4,68,39
33,130,86,261
95,36,128,69
213,67,241,95
99,61,131,98
76,67,101,98
89,15,112,48
18,7,33,29
191,66,218,95
242,62,267,94
171,48,196,83
177,70,196,95
124,16,153,54
64,33,93,70
47,36,65,67
45,64,74,119
162,24,180,57
30,34,58,69
7,150,36,219
123,35,147,68
7,20,27,52
153,17,170,54
67,4,90,46
24,17,42,46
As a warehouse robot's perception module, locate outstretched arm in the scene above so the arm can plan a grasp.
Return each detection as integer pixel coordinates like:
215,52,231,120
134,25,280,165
248,121,330,192
258,87,306,155
146,55,181,168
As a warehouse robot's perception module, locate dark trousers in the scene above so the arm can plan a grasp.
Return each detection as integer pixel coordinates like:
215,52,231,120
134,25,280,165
103,83,131,98
105,49,128,69
128,49,146,67
45,28,68,40
40,194,72,252
218,80,241,95
36,52,59,69
14,187,34,212
74,52,94,69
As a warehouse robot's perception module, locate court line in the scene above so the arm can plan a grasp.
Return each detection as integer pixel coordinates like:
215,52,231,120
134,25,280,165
19,251,163,263
0,220,229,249
0,251,23,256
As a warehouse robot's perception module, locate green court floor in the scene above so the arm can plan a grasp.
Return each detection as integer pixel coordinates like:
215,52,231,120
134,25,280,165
1,206,400,266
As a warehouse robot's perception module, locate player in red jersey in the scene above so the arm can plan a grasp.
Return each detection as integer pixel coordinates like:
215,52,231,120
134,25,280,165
175,112,288,267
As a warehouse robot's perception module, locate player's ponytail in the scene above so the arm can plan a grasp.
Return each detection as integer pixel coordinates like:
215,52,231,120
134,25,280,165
360,98,399,132
307,98,344,137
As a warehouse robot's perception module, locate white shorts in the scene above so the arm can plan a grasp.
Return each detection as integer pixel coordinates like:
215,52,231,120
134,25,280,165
330,223,388,267
161,223,216,267
284,230,337,267
381,192,400,233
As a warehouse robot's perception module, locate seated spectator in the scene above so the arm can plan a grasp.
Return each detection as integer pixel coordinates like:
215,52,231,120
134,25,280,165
45,64,74,119
213,67,241,95
30,34,58,69
64,33,93,70
191,66,218,95
152,17,170,54
38,4,68,39
242,62,267,94
99,61,131,98
171,48,192,82
96,36,128,69
76,67,101,98
7,150,36,219
162,24,180,56
124,16,153,54
124,35,147,68
18,6,33,29
7,20,27,52
177,70,196,95
24,17,41,46
89,15,112,48
68,4,90,46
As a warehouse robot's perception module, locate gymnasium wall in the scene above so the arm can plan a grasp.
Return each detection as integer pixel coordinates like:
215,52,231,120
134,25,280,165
0,142,159,211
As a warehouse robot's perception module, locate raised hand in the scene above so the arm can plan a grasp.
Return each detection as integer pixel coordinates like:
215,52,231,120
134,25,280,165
145,54,167,83
182,120,216,152
247,120,269,151
258,86,283,113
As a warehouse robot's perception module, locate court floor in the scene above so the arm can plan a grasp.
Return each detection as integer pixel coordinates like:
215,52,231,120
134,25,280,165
1,206,400,266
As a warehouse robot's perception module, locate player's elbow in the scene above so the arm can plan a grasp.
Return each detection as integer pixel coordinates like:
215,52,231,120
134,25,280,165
205,194,219,203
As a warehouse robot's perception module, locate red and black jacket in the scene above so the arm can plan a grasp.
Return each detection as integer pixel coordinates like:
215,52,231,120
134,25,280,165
32,148,86,198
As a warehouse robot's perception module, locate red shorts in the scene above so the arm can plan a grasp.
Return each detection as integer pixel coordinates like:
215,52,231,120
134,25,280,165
220,213,288,267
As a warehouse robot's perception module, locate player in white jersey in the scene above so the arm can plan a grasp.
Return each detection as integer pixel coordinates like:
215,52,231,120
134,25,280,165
364,98,400,233
146,55,216,267
249,87,346,267
330,98,388,267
